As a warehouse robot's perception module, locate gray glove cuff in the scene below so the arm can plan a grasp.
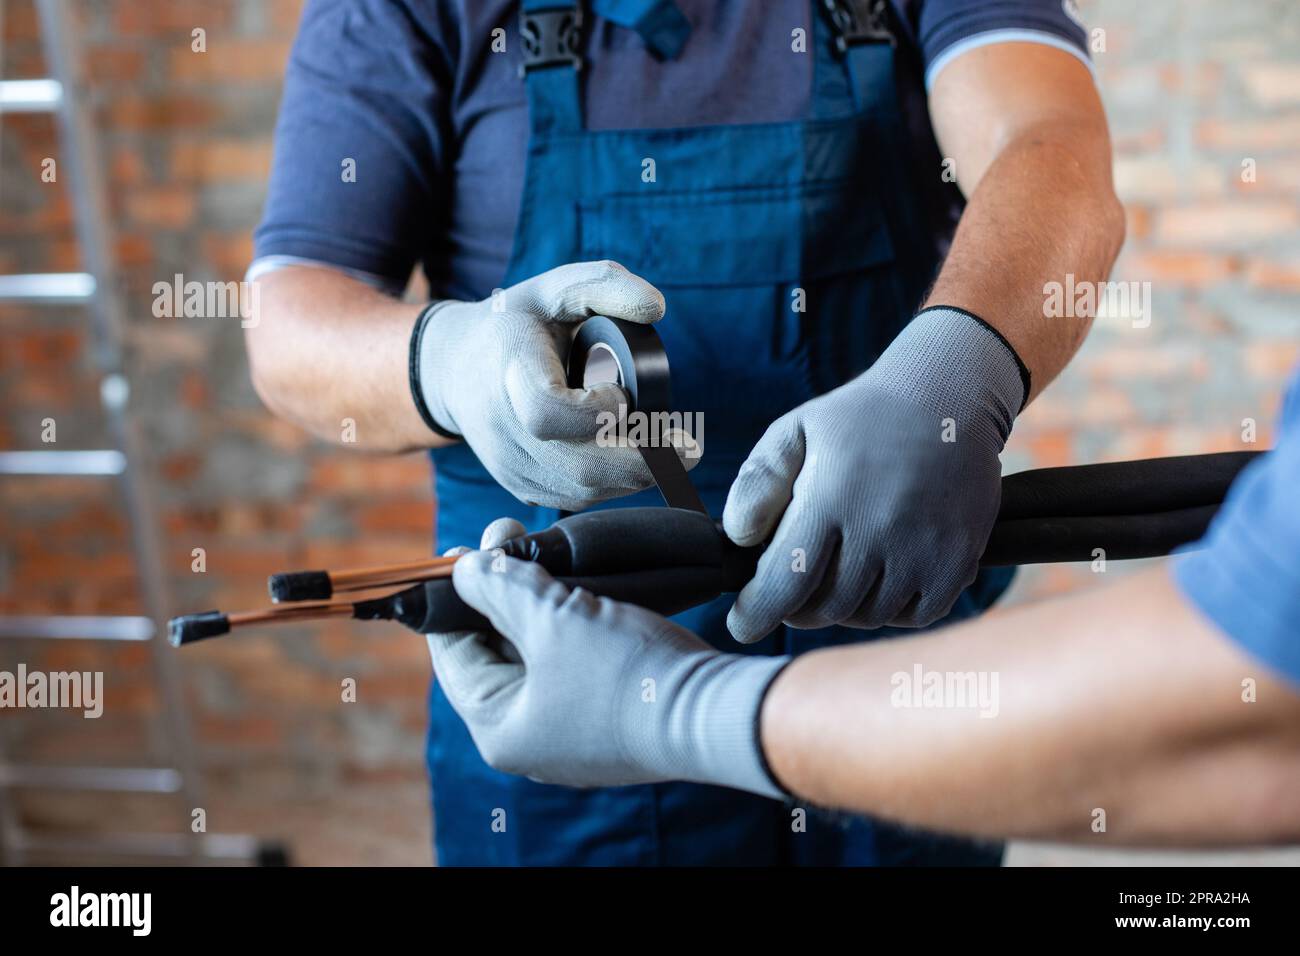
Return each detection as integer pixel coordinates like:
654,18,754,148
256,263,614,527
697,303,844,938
668,653,793,800
869,306,1029,447
410,300,463,440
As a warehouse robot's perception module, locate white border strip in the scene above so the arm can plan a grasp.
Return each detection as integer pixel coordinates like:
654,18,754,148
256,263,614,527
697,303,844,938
246,254,404,296
925,28,1096,91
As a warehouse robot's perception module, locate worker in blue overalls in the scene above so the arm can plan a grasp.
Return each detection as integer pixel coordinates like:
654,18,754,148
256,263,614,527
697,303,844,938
248,0,1122,865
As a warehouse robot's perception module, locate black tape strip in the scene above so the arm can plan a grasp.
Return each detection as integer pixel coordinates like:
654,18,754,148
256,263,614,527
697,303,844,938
567,316,707,514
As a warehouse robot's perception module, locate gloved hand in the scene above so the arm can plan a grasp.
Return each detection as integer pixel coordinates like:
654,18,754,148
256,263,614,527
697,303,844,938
425,513,532,667
411,260,691,511
723,307,1028,643
427,544,790,796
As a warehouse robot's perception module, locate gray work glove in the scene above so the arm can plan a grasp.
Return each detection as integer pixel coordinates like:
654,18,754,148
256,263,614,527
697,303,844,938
427,542,790,797
723,307,1028,643
412,260,690,511
426,514,532,669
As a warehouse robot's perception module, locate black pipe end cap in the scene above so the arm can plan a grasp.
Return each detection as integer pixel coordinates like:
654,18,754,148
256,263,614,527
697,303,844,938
168,611,230,647
269,570,332,603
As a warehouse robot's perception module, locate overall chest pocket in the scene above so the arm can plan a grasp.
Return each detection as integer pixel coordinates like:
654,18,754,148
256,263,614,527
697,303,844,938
574,178,907,471
577,179,895,288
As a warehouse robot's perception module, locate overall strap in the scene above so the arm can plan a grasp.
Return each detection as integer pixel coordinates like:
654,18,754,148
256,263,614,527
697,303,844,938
519,0,584,134
810,0,900,120
519,0,690,135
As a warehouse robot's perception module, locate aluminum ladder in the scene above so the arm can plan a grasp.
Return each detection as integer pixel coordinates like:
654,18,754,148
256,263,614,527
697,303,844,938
0,0,280,865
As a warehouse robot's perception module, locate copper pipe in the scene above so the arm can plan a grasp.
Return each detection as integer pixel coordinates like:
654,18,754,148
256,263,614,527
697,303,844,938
269,553,464,603
329,556,458,593
227,601,356,627
171,595,370,645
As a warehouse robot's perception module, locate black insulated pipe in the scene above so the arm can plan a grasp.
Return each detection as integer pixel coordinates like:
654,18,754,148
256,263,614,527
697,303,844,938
397,450,1263,632
169,450,1264,642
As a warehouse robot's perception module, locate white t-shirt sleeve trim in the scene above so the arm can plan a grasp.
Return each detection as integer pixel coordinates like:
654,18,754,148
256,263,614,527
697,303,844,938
245,254,405,297
925,28,1096,91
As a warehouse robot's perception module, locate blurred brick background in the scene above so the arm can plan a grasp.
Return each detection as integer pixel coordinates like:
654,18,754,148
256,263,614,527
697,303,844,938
1006,0,1300,614
0,0,434,864
0,0,1297,866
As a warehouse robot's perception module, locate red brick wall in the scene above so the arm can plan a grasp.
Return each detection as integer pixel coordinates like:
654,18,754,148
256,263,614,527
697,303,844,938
1,0,434,864
1,0,1298,865
1003,0,1300,607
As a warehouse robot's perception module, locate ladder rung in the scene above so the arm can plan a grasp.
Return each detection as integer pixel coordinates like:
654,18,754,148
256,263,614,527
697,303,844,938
0,765,181,793
0,450,126,476
0,615,153,641
0,272,96,303
0,78,63,113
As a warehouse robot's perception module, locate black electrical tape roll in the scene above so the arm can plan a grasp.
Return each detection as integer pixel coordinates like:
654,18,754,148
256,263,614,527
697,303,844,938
567,315,706,513
568,315,673,412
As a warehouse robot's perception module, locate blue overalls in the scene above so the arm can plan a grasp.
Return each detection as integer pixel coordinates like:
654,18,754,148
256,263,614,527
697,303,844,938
428,0,1013,865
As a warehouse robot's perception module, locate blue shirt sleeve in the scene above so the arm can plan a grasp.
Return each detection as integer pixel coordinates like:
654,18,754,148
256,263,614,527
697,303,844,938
909,0,1093,89
1174,369,1300,687
253,0,456,288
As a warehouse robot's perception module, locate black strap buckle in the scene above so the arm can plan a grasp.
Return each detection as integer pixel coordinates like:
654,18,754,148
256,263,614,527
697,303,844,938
821,0,894,55
519,6,585,76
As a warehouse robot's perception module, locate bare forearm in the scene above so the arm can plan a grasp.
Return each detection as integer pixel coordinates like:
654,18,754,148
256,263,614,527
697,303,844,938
245,266,449,451
926,45,1125,401
761,567,1300,845
926,123,1123,400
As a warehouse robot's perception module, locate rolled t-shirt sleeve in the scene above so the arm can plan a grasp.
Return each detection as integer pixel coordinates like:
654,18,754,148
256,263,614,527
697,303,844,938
914,0,1093,90
253,0,454,288
1174,370,1300,687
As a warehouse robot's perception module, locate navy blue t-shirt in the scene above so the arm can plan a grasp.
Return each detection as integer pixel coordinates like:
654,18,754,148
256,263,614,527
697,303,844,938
252,0,1091,297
